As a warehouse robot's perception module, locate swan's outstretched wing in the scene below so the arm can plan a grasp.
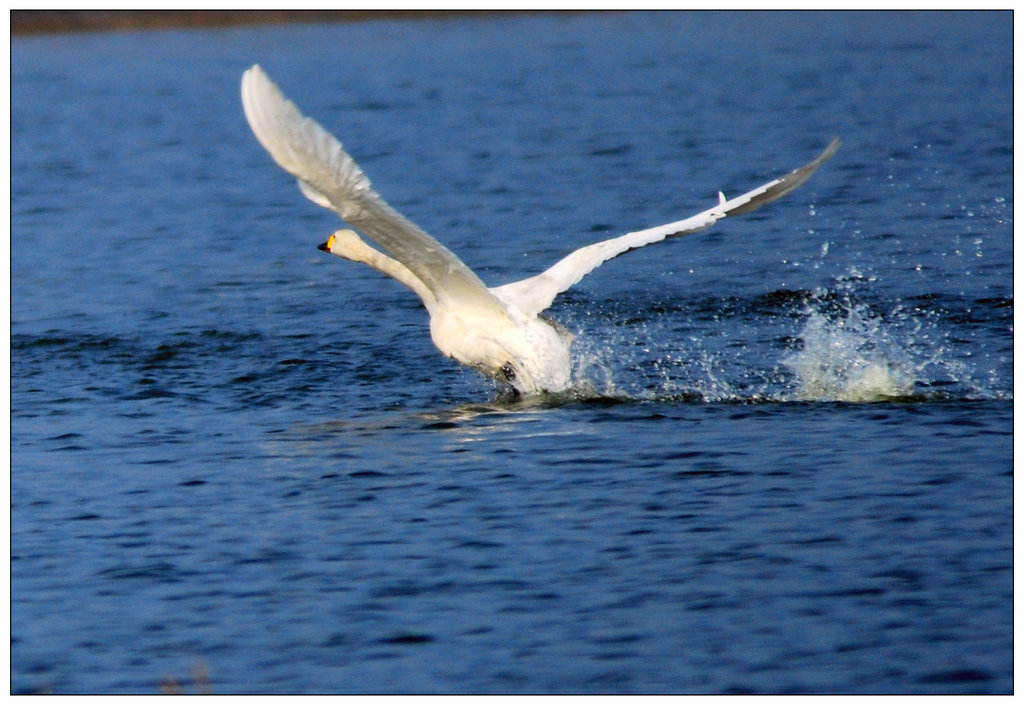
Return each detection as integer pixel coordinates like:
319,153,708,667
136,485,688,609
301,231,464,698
492,138,840,318
241,64,504,315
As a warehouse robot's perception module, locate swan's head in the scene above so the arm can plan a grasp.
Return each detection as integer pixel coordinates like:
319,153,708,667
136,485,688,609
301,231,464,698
319,228,440,315
317,229,368,261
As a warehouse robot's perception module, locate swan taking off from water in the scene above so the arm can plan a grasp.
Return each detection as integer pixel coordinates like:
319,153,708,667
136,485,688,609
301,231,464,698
241,64,838,395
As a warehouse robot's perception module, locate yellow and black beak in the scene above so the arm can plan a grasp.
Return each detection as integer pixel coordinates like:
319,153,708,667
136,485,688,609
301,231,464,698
317,234,335,253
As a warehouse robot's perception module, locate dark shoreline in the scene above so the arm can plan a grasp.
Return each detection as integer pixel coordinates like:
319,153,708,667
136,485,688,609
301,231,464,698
10,9,541,35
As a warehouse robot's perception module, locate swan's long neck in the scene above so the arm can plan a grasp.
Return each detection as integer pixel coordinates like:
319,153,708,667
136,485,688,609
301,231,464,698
321,229,438,312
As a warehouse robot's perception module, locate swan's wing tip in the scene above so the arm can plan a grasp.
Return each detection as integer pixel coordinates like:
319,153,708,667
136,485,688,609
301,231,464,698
241,64,265,94
242,63,266,81
240,64,281,128
240,63,376,214
241,64,285,116
819,136,841,162
722,137,840,216
787,136,841,178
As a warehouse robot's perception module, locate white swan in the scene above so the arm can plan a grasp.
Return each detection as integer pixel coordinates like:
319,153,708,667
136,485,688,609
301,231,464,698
241,64,839,395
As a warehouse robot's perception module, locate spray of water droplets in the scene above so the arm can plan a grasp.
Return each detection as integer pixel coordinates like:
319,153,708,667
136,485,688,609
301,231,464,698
780,297,917,402
563,274,1006,404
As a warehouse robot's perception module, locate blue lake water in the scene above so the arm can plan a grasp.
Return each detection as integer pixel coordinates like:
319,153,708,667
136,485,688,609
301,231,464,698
11,11,1012,694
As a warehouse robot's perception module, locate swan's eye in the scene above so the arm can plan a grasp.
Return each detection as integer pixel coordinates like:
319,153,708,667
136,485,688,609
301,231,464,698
500,363,517,382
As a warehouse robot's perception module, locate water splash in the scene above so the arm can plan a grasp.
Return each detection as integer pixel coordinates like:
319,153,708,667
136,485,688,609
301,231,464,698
782,299,916,402
562,280,1009,404
781,283,1011,403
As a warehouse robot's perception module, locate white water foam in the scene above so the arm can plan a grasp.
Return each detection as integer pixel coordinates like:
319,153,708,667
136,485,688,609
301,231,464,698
782,299,916,402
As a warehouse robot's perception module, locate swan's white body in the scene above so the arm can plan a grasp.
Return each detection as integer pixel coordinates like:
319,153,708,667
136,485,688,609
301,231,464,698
241,64,838,395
